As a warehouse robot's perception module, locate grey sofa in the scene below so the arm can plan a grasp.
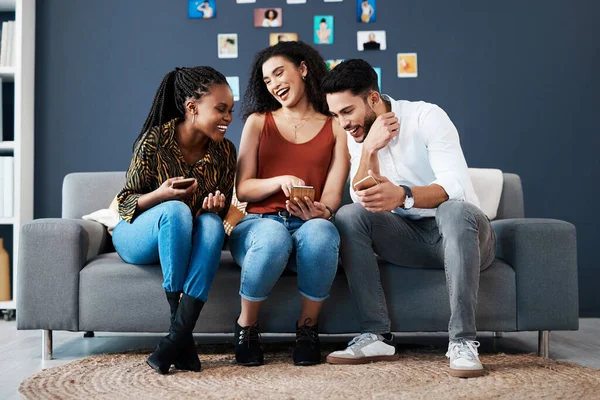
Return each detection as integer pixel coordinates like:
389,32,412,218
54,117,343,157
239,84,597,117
17,172,578,360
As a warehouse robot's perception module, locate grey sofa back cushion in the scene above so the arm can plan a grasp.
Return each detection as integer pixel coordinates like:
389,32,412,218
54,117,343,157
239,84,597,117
62,172,126,219
62,171,524,220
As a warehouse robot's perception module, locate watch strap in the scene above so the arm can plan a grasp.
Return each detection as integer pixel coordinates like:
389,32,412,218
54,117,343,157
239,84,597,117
399,185,413,209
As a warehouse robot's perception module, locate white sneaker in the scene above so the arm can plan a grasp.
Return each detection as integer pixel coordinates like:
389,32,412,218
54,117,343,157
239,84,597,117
445,340,484,378
326,333,399,365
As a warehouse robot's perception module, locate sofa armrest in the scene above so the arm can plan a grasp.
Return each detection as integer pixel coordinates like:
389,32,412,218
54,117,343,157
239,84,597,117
492,218,578,331
17,218,109,331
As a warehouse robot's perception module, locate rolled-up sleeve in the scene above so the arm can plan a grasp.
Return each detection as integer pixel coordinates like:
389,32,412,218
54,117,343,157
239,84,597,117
117,134,156,223
420,106,470,201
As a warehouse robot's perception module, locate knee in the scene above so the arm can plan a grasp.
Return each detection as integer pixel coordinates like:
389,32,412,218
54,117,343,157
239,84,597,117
158,201,193,230
334,203,369,234
198,213,226,241
298,219,340,251
436,201,479,236
250,220,293,255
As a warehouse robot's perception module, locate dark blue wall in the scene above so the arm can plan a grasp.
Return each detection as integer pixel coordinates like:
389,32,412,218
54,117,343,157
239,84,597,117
35,1,600,315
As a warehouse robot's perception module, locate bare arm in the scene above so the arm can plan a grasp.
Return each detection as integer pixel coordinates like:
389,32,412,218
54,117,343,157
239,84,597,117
319,122,350,211
351,146,380,187
236,114,301,203
351,112,399,187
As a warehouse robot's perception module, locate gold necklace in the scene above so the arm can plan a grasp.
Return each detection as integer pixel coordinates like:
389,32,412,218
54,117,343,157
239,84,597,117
282,109,316,141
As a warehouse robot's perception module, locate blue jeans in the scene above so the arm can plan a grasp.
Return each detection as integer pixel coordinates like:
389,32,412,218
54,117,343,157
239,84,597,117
112,201,225,301
229,214,340,302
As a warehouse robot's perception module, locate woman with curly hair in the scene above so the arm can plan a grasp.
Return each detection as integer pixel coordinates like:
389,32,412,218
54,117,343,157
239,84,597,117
230,41,349,366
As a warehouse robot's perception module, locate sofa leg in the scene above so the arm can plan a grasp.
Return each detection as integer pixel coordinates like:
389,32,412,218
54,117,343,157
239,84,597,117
42,330,53,361
84,331,95,338
492,331,503,338
538,330,550,358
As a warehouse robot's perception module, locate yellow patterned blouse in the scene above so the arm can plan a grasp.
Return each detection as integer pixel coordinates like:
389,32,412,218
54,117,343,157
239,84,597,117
117,118,237,223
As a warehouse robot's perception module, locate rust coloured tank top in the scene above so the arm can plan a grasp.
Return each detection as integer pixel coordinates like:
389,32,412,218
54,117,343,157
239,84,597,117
246,112,335,214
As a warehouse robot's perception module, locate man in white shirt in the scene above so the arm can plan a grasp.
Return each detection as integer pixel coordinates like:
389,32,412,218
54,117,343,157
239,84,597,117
322,59,495,378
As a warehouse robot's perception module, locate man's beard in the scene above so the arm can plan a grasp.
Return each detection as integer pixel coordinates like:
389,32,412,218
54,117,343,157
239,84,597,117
359,107,378,143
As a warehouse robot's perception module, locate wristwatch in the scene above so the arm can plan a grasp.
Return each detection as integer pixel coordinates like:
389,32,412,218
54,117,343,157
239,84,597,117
399,185,414,210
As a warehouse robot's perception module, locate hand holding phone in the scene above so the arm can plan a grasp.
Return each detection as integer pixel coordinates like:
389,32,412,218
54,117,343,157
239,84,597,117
290,185,315,204
171,177,197,189
353,175,379,191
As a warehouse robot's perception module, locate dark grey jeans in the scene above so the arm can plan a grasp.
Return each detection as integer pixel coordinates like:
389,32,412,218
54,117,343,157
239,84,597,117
335,201,496,341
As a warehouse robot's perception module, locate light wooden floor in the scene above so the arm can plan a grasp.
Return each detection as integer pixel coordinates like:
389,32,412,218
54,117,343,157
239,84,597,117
2,319,599,400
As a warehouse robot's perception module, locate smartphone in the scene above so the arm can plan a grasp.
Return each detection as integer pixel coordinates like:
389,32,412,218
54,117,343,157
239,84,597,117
353,175,379,191
171,177,196,189
290,185,316,203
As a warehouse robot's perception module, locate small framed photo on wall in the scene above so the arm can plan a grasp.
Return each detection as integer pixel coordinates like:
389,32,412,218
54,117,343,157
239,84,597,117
357,0,376,23
270,33,299,46
226,77,240,101
287,0,307,3
218,34,239,59
326,59,344,70
373,67,382,90
189,0,216,19
357,31,386,51
397,53,418,78
254,8,283,28
314,16,334,44
236,0,256,3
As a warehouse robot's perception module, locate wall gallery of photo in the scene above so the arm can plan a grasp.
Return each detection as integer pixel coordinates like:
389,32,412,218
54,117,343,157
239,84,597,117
186,0,419,134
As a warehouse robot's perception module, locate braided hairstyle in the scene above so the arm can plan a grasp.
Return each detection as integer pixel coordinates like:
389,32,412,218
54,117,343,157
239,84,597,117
242,41,329,120
133,66,228,151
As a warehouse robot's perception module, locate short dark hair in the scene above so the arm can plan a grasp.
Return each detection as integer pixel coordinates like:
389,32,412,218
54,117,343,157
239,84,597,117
322,59,379,97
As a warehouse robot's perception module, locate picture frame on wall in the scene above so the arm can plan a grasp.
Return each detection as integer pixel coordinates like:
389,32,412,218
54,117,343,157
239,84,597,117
397,53,418,78
226,77,240,101
254,8,283,28
357,31,386,51
189,0,216,19
357,0,376,23
218,34,239,59
373,67,382,90
270,33,299,46
326,59,344,70
314,15,334,44
236,0,256,3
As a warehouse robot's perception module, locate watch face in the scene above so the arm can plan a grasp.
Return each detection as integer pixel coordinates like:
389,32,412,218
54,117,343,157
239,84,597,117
404,196,415,209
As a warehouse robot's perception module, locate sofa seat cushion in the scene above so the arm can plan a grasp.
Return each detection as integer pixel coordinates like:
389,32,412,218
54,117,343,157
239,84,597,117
79,252,516,333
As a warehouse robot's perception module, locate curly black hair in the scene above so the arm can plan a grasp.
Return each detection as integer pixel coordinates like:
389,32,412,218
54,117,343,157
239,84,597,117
264,9,278,20
242,41,329,120
133,66,227,152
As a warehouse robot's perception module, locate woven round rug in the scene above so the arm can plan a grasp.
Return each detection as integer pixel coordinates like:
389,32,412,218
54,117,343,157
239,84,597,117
19,343,600,399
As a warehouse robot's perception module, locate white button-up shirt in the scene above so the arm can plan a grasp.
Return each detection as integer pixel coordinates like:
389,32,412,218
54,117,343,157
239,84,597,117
348,95,480,219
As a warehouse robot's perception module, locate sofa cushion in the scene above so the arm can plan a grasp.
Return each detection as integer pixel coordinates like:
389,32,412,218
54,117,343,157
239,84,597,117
79,252,516,333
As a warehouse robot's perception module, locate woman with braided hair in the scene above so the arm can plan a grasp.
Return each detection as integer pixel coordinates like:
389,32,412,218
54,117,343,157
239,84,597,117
113,66,236,374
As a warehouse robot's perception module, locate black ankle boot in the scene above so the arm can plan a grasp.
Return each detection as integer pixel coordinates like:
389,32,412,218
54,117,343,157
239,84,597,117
165,291,201,372
234,320,264,366
147,293,204,374
293,319,321,366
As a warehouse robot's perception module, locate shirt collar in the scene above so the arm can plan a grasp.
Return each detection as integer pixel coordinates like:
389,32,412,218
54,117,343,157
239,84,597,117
380,94,400,115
